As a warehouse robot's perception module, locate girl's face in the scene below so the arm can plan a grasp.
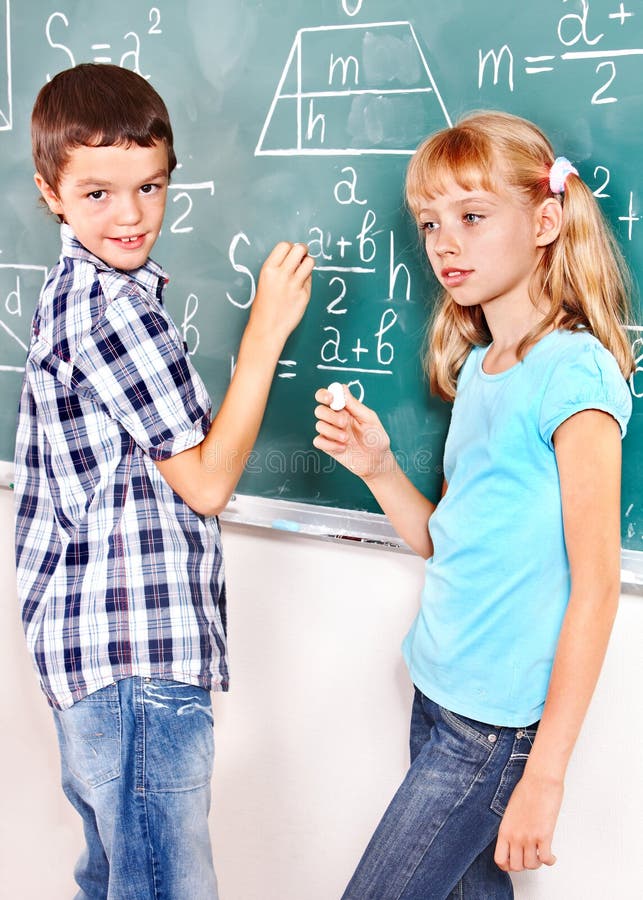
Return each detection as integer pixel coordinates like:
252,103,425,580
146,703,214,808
417,177,546,319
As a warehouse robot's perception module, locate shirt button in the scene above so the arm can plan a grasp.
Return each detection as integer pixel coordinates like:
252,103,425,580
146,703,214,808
487,733,497,743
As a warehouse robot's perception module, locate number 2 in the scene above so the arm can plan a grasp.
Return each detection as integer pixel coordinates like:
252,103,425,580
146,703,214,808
170,193,193,234
148,8,162,35
592,166,610,198
326,277,348,315
591,61,617,105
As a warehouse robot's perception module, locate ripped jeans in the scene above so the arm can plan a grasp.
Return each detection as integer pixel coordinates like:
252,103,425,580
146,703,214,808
52,677,218,900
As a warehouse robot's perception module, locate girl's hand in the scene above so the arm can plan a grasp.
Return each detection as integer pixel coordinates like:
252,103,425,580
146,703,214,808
494,772,563,872
247,242,315,346
313,386,394,481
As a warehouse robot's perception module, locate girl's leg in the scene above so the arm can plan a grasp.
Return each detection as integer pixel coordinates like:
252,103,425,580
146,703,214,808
447,839,513,900
342,690,536,900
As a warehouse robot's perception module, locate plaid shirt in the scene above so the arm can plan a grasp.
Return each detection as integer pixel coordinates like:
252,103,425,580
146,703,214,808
14,225,228,710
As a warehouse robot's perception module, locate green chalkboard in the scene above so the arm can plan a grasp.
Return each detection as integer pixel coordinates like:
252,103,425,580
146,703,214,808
0,0,641,555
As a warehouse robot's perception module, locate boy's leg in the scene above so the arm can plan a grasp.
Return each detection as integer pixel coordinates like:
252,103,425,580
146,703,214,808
136,678,218,900
54,677,218,900
53,682,121,900
341,690,535,900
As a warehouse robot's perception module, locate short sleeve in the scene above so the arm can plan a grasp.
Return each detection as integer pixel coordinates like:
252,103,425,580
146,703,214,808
539,337,632,449
456,345,482,390
71,287,212,460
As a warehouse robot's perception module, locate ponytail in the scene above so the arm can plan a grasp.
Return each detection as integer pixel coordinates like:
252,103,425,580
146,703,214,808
541,174,634,377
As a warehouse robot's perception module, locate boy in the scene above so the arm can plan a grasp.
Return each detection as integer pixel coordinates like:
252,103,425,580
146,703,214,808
15,63,313,899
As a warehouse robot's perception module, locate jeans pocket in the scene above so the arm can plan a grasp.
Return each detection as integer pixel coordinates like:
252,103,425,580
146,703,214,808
143,680,214,793
440,706,499,747
490,727,538,817
54,685,121,788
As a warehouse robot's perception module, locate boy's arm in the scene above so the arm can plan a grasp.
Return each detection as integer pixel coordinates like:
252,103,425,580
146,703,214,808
156,242,314,515
494,408,622,872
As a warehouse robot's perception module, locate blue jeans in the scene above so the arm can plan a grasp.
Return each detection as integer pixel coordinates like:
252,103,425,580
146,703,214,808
52,677,218,900
342,689,538,900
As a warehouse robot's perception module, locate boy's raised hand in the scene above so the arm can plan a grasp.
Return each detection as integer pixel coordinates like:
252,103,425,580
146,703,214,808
313,386,394,482
247,241,315,347
155,241,313,517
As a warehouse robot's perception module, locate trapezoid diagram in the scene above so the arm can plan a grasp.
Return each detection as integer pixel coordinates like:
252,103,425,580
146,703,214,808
255,20,452,157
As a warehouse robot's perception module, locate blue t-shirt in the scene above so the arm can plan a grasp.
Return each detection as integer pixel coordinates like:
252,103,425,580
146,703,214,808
402,329,632,727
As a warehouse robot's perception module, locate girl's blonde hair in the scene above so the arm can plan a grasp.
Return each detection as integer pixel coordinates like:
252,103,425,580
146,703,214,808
405,110,634,401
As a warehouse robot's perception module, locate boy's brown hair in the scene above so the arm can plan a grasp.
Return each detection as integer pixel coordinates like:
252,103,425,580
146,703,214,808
32,63,177,193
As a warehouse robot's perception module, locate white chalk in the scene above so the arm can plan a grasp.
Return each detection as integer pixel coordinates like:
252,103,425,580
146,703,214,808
327,382,346,411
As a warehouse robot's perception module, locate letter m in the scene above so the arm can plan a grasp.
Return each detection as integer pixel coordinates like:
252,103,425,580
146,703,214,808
478,45,514,91
328,53,360,87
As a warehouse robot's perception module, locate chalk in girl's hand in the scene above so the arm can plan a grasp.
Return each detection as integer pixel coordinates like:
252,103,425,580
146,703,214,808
327,382,346,411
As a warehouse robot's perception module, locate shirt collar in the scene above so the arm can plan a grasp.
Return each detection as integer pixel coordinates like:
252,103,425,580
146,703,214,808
60,223,169,297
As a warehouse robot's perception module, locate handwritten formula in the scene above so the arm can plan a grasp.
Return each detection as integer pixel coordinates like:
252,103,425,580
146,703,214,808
0,0,641,546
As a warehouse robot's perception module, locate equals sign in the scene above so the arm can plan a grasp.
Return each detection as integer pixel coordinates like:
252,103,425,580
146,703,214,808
278,360,297,379
92,43,112,63
524,55,555,74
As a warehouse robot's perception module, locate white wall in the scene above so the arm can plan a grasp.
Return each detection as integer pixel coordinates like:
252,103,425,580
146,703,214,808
1,486,642,899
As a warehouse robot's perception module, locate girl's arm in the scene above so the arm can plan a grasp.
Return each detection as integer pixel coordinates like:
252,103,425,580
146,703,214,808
314,387,436,558
155,242,314,516
494,408,623,872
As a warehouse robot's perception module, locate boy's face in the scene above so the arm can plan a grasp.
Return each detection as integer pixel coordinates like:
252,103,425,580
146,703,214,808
35,141,169,271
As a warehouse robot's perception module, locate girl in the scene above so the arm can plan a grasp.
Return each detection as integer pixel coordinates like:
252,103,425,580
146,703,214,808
313,111,634,898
